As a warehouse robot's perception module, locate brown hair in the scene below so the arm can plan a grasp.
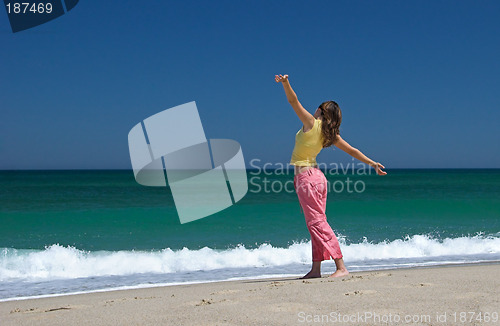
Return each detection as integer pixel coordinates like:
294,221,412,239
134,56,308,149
318,101,342,148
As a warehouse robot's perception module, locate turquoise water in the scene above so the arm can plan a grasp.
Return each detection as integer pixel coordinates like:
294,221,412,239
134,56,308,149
1,169,499,300
2,169,499,249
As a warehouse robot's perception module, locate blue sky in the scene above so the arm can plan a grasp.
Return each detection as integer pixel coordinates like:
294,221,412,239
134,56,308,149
1,1,499,169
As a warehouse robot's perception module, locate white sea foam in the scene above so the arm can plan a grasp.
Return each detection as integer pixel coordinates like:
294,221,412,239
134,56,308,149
1,234,499,283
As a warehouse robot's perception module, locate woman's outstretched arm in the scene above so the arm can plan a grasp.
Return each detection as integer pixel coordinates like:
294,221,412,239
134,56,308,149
275,74,315,130
335,135,387,175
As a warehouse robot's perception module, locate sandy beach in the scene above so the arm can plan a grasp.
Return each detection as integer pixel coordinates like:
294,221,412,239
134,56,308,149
1,263,499,326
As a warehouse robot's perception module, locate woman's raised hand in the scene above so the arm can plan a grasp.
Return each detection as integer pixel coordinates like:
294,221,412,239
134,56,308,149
275,74,289,83
373,162,387,176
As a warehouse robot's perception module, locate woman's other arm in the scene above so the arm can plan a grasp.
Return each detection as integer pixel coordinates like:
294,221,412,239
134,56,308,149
335,135,387,175
275,74,315,130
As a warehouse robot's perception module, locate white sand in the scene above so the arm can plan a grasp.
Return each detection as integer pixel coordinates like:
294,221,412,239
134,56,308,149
1,263,499,325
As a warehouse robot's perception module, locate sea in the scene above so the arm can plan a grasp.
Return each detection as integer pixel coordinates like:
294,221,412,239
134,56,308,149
1,169,499,301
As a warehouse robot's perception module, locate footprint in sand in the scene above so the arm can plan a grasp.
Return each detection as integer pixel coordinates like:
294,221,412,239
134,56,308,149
10,306,73,314
340,275,364,282
340,272,393,282
133,296,156,300
344,290,378,296
368,272,393,278
268,281,285,287
10,307,40,314
194,298,228,306
196,298,214,306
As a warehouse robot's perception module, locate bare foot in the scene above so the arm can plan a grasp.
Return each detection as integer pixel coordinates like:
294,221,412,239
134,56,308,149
329,269,349,278
300,271,321,279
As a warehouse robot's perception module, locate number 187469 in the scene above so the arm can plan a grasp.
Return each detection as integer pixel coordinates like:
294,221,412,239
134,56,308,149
6,2,53,14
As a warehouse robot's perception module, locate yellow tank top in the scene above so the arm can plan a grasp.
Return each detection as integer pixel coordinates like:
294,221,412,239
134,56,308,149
290,119,323,166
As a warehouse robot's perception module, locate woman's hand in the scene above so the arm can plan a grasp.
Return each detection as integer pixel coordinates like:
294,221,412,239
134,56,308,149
275,74,289,83
275,73,314,128
371,162,387,176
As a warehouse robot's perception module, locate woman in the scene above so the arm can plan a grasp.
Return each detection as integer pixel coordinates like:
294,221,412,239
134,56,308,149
275,74,387,279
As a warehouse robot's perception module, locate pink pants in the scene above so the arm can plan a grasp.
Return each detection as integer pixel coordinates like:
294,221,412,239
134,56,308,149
294,167,343,262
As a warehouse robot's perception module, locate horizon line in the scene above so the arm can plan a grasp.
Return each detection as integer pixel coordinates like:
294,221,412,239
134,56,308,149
1,167,499,172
